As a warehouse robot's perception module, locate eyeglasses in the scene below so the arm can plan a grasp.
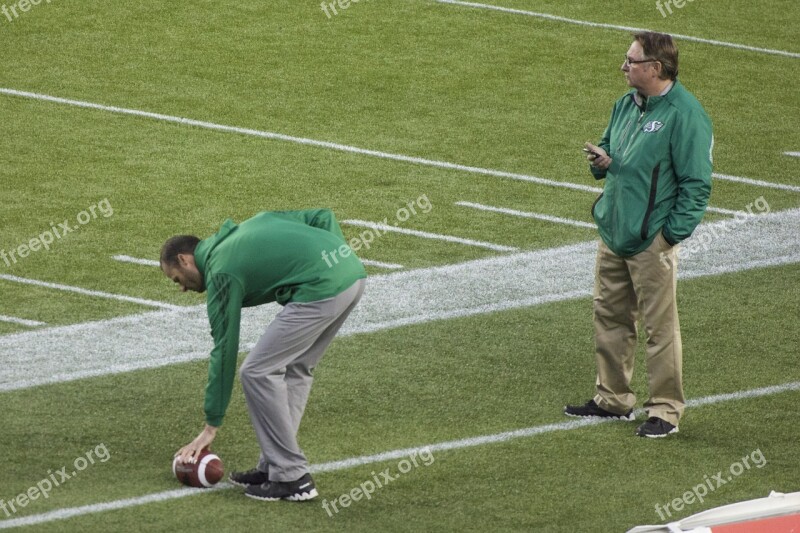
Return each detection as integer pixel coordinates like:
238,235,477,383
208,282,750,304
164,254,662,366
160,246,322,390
624,56,659,66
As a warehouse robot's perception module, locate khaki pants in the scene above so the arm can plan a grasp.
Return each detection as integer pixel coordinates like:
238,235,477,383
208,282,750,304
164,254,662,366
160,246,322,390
592,233,684,426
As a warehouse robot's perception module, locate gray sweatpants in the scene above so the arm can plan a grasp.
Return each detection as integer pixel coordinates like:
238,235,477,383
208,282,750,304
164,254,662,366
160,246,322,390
239,279,365,482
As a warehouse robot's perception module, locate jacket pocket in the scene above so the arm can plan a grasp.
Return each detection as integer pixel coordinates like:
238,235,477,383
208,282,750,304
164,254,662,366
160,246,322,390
591,192,604,218
640,164,660,240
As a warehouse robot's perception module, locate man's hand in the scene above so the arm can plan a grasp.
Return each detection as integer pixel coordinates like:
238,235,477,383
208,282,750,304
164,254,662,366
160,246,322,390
585,142,612,170
175,424,218,464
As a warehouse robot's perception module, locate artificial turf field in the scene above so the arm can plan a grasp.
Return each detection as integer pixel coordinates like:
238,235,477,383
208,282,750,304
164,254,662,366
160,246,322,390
1,1,799,531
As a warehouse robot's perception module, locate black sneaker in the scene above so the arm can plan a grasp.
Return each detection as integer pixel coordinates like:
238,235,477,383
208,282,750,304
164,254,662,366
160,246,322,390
564,399,635,421
245,473,318,502
229,468,269,488
635,417,678,438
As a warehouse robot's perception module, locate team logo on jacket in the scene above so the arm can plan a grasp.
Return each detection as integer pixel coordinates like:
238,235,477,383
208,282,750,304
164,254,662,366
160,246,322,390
642,120,664,133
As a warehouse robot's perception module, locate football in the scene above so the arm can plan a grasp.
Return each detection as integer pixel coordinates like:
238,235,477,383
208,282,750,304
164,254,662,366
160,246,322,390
172,449,224,488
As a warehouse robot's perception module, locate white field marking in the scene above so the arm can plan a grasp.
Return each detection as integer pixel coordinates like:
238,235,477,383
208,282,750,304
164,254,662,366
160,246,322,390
341,219,519,252
1,208,799,393
435,0,800,59
0,274,182,311
2,381,798,530
0,87,600,194
0,315,46,327
0,484,232,531
359,259,404,270
113,254,403,271
0,89,776,212
712,173,800,193
456,201,597,229
456,199,735,222
784,152,800,158
706,206,745,217
112,254,160,267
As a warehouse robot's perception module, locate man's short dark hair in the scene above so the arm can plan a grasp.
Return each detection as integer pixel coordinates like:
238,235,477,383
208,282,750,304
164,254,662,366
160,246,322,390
160,235,200,267
633,31,679,80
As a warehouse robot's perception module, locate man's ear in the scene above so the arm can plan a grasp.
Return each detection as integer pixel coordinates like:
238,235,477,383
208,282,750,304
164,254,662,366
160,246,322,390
653,61,663,78
177,253,194,269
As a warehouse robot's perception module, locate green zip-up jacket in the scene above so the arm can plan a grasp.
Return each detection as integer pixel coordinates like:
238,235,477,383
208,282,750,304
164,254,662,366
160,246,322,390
590,79,713,257
193,209,367,426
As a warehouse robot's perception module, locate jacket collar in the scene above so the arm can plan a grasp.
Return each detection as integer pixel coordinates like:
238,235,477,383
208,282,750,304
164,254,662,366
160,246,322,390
631,79,680,110
194,219,238,275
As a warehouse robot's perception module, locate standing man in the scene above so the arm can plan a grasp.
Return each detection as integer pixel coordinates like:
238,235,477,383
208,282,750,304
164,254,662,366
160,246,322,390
565,32,713,438
162,208,366,500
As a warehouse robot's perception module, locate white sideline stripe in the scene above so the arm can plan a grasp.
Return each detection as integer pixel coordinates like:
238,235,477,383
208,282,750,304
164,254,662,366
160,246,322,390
1,208,799,393
113,254,403,271
0,87,600,194
342,219,519,252
784,152,800,158
360,259,405,270
712,173,800,193
456,201,597,229
0,315,46,327
435,0,800,59
112,255,160,267
0,274,182,311
2,381,798,530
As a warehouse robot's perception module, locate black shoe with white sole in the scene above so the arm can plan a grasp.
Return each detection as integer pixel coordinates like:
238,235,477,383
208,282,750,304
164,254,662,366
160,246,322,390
635,417,678,438
245,473,318,502
564,399,635,421
229,468,269,488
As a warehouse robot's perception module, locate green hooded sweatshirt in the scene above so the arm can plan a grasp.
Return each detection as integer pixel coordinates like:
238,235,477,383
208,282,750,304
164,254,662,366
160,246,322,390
193,209,366,426
591,79,713,257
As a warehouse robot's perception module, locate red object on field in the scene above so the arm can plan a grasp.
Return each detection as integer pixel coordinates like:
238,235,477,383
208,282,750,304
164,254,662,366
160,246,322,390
711,513,800,533
171,449,224,488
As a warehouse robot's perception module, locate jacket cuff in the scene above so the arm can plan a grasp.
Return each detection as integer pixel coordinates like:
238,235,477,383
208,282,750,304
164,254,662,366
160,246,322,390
205,414,224,427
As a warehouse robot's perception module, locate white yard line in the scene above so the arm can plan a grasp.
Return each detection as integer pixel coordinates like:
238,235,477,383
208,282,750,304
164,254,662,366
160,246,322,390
434,0,800,59
456,201,597,229
1,88,789,205
1,208,799,394
0,315,46,327
0,274,182,311
342,219,519,252
113,254,403,271
0,87,600,194
1,380,797,530
784,152,800,158
706,206,745,217
360,259,405,270
112,255,160,267
712,173,800,193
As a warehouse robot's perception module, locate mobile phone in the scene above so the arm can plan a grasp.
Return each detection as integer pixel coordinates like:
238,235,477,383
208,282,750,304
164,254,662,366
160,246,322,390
583,148,602,158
